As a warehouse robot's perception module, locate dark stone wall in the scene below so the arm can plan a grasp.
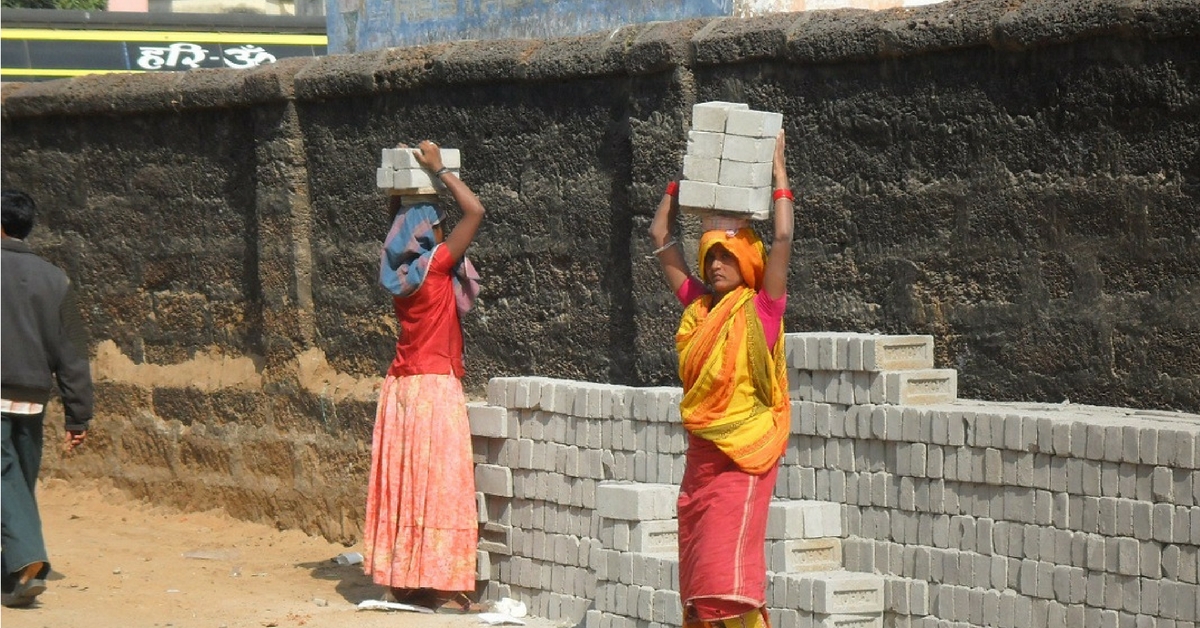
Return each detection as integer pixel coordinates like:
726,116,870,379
2,0,1197,537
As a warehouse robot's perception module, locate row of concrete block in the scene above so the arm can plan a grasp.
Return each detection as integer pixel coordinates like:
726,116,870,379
774,466,1200,542
785,333,937,373
787,400,1200,466
480,523,854,583
791,368,959,406
778,435,1200,506
499,553,597,599
480,378,1199,466
470,410,1200,531
482,368,1200,454
587,558,889,626
595,581,683,625
916,579,1197,628
691,102,784,138
485,377,680,420
683,146,774,181
677,180,772,219
844,536,1200,618
472,409,691,454
845,507,1200,575
478,493,600,538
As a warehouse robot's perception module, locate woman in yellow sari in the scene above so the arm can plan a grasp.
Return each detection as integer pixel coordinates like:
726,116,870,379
648,129,793,628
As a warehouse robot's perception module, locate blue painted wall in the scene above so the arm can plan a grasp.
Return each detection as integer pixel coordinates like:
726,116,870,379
326,0,733,54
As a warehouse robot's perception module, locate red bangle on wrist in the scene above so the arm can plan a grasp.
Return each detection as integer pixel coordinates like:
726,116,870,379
773,188,795,202
666,181,680,198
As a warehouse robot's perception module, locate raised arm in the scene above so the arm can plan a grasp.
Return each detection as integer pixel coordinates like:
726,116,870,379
761,129,794,300
648,181,691,294
413,140,485,263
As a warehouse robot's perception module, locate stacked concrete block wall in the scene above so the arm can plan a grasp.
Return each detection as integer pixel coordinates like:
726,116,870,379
467,346,890,626
468,378,686,623
469,332,1200,628
780,332,1200,628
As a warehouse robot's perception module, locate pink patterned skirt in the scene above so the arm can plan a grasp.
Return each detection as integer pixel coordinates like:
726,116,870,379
363,373,478,591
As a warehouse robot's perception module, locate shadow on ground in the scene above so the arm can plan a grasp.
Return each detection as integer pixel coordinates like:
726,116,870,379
298,560,384,604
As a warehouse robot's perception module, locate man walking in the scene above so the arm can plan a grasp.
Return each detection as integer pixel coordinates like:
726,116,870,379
1,189,93,608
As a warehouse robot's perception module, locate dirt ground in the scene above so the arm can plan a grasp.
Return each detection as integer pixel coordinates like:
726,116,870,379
1,478,562,628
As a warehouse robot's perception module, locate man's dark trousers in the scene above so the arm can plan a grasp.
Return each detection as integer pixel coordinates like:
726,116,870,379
1,411,49,590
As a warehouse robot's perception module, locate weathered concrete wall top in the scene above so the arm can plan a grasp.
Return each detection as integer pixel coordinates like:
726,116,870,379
325,0,733,55
2,0,1198,540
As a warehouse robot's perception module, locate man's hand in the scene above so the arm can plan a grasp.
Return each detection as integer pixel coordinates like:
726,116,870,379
64,430,86,452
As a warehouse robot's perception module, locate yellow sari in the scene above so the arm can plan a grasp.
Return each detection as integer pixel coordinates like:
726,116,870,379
676,285,789,475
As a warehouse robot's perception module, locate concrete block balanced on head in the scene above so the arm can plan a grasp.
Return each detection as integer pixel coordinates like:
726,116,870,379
678,101,782,226
376,146,461,197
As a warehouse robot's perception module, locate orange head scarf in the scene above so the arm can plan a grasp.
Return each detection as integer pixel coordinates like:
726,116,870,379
697,228,767,292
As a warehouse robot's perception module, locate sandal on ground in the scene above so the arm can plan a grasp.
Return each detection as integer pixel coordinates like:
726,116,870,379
1,578,46,608
388,587,430,604
417,591,487,614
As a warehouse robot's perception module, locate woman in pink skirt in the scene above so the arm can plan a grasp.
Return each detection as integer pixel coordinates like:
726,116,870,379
364,139,485,613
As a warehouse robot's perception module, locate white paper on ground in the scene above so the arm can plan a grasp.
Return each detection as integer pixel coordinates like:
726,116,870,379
478,612,527,625
492,597,528,618
357,599,435,613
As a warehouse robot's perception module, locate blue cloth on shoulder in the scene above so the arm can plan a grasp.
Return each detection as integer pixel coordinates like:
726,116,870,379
379,202,480,314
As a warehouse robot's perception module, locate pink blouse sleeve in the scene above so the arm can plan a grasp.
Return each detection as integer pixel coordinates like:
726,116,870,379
755,290,787,352
676,276,708,306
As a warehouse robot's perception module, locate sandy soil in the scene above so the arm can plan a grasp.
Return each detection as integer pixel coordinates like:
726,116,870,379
1,478,561,628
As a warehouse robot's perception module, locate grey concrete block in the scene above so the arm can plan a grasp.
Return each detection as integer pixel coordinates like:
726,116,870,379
768,538,843,573
687,129,725,159
853,336,932,373
795,570,885,614
691,101,748,133
476,463,514,497
595,482,677,521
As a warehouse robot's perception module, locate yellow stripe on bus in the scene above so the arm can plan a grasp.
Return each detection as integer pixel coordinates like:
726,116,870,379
0,28,326,45
0,68,148,77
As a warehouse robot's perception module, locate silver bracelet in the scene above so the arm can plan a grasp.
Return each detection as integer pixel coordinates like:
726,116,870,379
650,240,678,255
434,167,452,178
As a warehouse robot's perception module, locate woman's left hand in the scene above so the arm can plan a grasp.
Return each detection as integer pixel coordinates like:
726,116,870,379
413,140,445,173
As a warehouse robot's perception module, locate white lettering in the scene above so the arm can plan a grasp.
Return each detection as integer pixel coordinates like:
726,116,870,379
223,45,277,69
135,42,209,70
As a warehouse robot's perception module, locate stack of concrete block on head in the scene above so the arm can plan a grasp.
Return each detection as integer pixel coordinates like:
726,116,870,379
784,332,958,407
679,101,783,226
376,146,461,196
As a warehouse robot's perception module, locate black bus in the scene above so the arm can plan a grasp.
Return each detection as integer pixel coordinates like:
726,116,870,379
1,8,326,82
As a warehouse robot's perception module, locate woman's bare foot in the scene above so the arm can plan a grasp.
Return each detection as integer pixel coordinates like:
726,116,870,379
415,590,486,614
388,587,427,603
